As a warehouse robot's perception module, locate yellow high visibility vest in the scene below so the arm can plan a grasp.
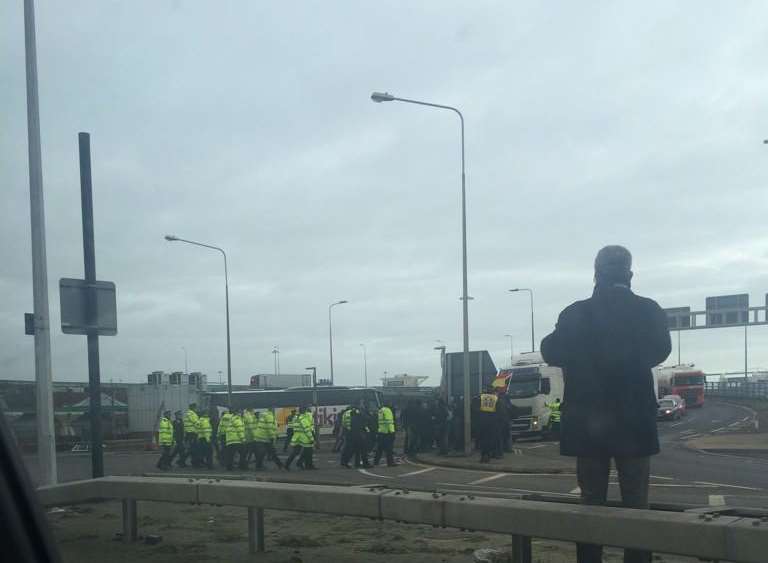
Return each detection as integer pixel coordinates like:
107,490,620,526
479,393,498,413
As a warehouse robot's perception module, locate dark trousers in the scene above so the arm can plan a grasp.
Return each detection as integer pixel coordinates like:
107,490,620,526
283,429,294,452
374,433,395,466
286,445,314,469
341,434,369,467
405,426,419,454
169,441,184,466
254,441,283,469
333,428,346,452
435,425,448,455
576,456,651,563
197,439,213,468
178,435,197,466
157,445,172,469
217,437,227,466
225,443,244,470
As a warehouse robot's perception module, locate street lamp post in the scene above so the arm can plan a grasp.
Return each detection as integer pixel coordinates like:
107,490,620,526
272,346,280,377
360,343,368,387
165,235,233,407
371,91,472,456
504,334,514,367
509,288,535,353
328,300,348,386
305,366,318,446
182,346,189,374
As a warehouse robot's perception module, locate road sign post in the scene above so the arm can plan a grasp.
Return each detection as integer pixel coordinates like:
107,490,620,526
59,133,117,478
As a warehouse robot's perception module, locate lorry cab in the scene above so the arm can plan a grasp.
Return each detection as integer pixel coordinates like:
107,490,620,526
502,353,565,438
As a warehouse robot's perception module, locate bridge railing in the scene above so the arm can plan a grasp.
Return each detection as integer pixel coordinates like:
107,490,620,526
37,476,768,563
706,380,768,400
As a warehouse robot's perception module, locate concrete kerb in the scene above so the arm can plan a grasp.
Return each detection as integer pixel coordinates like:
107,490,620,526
411,453,573,474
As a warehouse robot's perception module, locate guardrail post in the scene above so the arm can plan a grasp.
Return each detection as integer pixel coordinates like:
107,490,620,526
248,507,265,553
510,534,531,563
122,499,137,542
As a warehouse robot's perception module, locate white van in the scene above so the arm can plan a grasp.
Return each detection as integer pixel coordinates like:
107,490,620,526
502,352,565,438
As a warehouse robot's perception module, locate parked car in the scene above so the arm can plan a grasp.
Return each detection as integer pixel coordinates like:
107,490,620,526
657,397,685,420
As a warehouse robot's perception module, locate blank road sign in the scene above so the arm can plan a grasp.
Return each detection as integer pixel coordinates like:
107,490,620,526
663,307,691,329
59,278,117,335
705,293,748,327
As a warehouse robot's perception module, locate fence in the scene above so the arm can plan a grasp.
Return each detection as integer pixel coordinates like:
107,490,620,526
706,380,768,400
37,476,768,563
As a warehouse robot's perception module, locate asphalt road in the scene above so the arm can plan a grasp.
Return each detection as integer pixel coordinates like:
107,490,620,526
25,400,768,510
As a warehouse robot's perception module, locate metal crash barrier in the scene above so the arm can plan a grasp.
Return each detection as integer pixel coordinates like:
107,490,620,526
38,476,768,562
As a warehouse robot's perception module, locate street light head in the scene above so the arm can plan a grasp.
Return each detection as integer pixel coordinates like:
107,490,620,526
305,366,316,371
371,91,395,103
164,234,178,241
509,288,520,292
338,300,348,305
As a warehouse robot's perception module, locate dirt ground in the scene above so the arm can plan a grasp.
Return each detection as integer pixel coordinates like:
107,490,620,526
48,500,698,563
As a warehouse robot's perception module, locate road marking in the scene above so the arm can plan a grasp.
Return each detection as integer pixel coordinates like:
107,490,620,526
670,421,685,427
710,420,721,424
399,467,437,477
679,429,696,435
569,486,581,494
521,444,549,449
683,433,702,440
710,427,727,433
358,468,394,480
468,473,507,485
650,475,674,480
709,495,726,506
694,481,761,491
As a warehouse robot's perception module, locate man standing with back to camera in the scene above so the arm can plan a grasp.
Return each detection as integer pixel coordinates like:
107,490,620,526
541,246,670,563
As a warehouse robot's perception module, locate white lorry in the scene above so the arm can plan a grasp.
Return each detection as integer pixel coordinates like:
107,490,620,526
502,352,565,438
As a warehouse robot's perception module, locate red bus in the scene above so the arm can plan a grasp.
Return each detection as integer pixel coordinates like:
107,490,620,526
655,366,705,408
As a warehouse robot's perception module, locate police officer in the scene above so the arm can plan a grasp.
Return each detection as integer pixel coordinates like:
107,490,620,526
178,403,199,467
342,402,371,468
217,409,232,467
196,409,214,469
169,410,185,467
243,408,258,465
225,409,245,471
545,398,562,438
285,405,316,470
373,402,396,467
156,410,174,470
478,388,499,463
253,406,284,470
283,409,297,452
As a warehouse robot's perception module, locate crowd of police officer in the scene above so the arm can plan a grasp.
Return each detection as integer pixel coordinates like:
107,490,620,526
157,403,308,472
157,396,561,470
157,401,398,472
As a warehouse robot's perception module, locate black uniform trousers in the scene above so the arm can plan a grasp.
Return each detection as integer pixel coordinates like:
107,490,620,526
373,432,395,466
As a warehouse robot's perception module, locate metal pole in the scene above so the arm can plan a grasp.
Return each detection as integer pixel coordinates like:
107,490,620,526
677,331,681,365
528,289,535,353
182,347,188,374
24,0,57,486
745,323,748,379
78,132,104,478
371,94,471,455
459,112,472,457
361,344,368,387
223,254,232,408
328,305,335,385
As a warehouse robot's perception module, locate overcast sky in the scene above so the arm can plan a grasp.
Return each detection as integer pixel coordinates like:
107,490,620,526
3,2,768,387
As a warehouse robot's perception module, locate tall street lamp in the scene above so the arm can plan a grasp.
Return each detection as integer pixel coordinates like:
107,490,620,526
182,346,189,374
165,235,233,407
360,343,368,387
504,334,514,367
509,288,535,353
328,300,348,385
371,91,472,456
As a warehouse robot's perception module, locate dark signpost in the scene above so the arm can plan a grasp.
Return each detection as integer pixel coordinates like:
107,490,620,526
59,133,117,478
